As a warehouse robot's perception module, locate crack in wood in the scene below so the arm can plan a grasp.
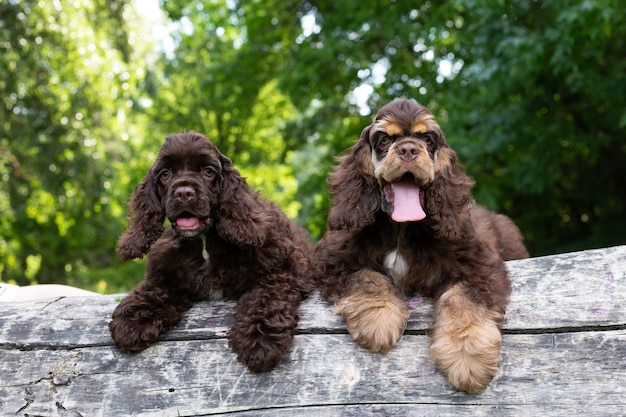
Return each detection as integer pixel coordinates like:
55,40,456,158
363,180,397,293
15,387,34,414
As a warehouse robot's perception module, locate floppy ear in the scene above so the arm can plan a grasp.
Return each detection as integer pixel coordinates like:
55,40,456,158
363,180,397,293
426,146,475,241
116,170,165,261
215,154,268,247
327,126,381,232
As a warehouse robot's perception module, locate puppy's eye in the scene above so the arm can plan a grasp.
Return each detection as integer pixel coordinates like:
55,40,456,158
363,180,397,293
202,166,217,178
377,135,392,148
421,133,435,145
157,168,171,182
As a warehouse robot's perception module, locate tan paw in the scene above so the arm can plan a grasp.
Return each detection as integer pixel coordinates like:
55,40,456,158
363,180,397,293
429,284,504,393
336,287,409,353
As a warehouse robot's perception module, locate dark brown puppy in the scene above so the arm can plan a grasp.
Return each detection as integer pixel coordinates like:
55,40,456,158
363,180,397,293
316,99,528,393
110,132,314,372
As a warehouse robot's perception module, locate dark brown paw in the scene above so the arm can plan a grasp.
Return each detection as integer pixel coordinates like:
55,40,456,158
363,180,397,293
228,325,294,372
109,316,162,352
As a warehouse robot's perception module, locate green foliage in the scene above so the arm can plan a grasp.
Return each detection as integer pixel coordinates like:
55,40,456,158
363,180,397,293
439,0,626,254
0,0,152,288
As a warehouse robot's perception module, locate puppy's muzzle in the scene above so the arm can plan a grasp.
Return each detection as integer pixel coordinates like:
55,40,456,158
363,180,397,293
175,185,196,203
397,142,419,163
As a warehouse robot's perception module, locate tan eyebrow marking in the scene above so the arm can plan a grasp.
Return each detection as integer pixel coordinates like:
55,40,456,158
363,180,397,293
411,121,430,134
412,113,441,133
374,120,402,136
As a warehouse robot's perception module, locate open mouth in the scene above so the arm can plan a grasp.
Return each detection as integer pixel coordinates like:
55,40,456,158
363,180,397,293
383,174,426,222
171,211,211,238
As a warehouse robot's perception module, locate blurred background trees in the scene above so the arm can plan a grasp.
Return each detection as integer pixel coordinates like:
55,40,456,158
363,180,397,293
0,0,153,292
1,0,624,292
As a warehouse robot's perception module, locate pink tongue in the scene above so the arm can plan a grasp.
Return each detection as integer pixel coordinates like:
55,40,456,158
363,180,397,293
176,217,200,228
391,183,426,222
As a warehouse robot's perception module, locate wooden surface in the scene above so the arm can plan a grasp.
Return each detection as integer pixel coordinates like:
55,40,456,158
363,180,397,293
1,245,625,416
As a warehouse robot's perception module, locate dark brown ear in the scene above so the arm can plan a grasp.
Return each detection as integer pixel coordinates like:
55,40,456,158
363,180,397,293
116,170,165,261
327,126,380,232
425,146,475,241
215,153,268,247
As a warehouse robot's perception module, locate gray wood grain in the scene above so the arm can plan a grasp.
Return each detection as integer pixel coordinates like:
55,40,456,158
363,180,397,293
1,245,625,416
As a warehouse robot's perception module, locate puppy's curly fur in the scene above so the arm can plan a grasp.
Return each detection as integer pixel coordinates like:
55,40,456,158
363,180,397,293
315,99,529,393
110,132,314,372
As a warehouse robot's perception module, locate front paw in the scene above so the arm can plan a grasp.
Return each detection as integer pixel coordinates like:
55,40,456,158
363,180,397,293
334,268,409,353
109,309,162,352
429,284,504,393
227,321,295,372
336,291,409,353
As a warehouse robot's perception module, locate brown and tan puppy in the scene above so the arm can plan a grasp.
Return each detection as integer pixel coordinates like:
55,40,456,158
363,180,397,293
315,99,528,393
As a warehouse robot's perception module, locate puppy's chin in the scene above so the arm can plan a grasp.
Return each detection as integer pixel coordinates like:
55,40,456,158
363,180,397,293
171,217,213,239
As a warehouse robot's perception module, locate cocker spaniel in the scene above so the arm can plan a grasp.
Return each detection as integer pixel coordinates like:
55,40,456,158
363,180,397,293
110,132,314,372
315,99,529,393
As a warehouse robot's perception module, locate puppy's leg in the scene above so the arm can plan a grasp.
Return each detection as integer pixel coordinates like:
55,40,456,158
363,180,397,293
429,283,503,393
109,284,193,352
336,268,408,353
228,282,301,372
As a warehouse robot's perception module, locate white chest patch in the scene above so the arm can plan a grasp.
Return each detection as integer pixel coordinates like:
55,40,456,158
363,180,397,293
384,249,409,280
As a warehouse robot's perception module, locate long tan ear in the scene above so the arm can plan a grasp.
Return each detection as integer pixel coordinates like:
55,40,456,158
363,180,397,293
426,146,475,240
215,153,268,247
327,126,380,232
116,170,165,261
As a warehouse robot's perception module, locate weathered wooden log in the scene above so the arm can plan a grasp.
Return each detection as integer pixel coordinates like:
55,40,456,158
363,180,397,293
1,245,625,416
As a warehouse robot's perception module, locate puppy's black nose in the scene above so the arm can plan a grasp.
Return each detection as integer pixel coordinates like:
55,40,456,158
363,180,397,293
397,142,419,162
175,186,196,202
